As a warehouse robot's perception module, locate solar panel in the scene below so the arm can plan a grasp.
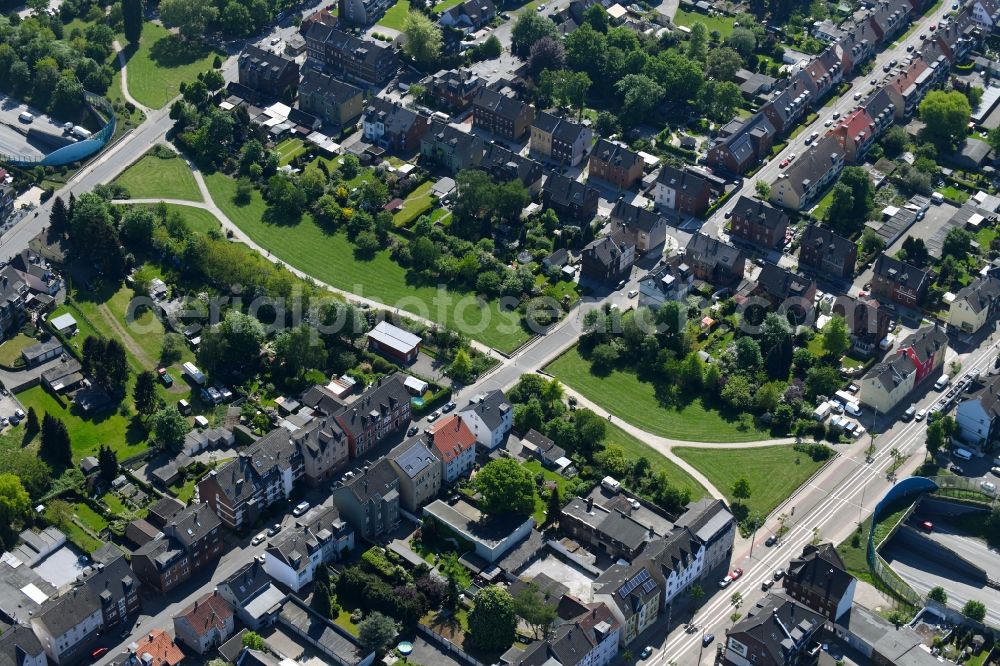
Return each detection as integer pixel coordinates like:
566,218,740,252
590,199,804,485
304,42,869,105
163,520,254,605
641,578,658,594
618,568,651,597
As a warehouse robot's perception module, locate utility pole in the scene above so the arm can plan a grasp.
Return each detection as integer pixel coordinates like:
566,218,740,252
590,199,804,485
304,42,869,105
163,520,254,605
747,517,760,562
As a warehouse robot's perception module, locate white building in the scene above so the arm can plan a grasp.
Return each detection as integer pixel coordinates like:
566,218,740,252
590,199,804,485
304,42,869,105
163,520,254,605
949,276,1000,334
458,390,512,450
263,505,354,592
955,374,1000,445
428,415,477,483
30,588,103,665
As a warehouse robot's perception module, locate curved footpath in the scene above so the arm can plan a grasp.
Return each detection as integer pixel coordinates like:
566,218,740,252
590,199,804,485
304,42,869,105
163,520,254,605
112,41,152,116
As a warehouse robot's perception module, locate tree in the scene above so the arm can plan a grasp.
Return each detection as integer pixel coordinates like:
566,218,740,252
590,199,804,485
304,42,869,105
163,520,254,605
468,585,517,652
358,612,397,653
149,407,188,452
928,586,948,604
722,375,754,411
806,365,842,400
573,408,607,459
160,0,218,40
615,74,664,124
733,336,763,373
900,236,929,267
925,419,946,459
40,414,72,468
0,474,30,549
822,316,850,359
97,444,118,483
727,27,756,59
242,632,266,650
528,37,565,75
475,459,536,516
731,477,751,506
50,196,68,233
221,1,254,38
274,326,328,380
919,90,971,148
450,349,474,383
962,600,987,623
546,486,561,526
403,12,442,69
687,22,708,60
123,0,144,43
202,69,225,93
512,13,558,58
860,228,885,256
990,125,1000,154
755,180,770,199
705,47,743,81
583,4,609,32
942,227,973,259
198,310,265,375
513,583,558,639
133,370,158,416
25,407,39,436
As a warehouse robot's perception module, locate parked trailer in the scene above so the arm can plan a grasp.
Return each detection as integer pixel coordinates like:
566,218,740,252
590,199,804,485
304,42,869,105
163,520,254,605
182,362,206,385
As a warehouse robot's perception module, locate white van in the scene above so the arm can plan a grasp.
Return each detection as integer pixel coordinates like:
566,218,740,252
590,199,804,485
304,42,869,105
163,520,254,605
934,374,951,391
953,448,972,461
18,112,33,123
601,476,622,493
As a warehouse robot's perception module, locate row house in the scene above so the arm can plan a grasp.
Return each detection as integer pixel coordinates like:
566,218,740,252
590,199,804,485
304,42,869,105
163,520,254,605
826,108,878,163
10,249,61,297
529,111,593,167
761,76,812,134
955,373,1000,444
429,414,477,483
884,59,935,118
173,592,236,655
507,600,620,666
334,372,411,458
479,143,545,194
388,438,442,512
752,263,817,323
653,165,710,217
423,68,485,111
705,113,775,174
798,224,857,280
684,233,747,286
0,266,29,339
609,199,669,253
589,139,644,190
642,529,705,608
728,195,788,249
263,505,354,592
420,119,487,173
74,545,141,629
866,0,910,44
338,0,392,25
871,254,930,308
971,0,1000,30
31,588,103,665
724,593,824,666
860,325,947,412
294,414,351,485
197,429,303,531
861,88,897,145
832,294,892,359
330,459,401,541
815,45,845,90
0,626,45,666
363,98,431,153
783,543,857,623
472,88,535,141
132,503,224,591
542,173,600,220
769,135,845,211
591,563,663,646
581,233,635,284
238,46,300,100
836,23,875,74
297,71,364,128
217,560,283,630
304,23,399,85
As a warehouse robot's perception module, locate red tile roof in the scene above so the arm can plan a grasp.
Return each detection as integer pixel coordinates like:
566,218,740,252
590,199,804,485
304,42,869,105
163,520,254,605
176,592,234,638
430,415,475,462
132,629,185,666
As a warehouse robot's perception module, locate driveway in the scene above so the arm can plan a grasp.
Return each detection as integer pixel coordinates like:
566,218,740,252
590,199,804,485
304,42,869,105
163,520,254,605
0,353,66,392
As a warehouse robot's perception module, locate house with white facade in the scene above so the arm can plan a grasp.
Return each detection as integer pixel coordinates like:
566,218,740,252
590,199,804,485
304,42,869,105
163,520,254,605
458,390,512,450
30,588,103,665
263,505,355,592
956,374,1000,445
949,275,1000,334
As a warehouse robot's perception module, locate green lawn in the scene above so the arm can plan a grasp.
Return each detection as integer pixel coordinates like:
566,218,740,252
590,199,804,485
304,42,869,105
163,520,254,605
604,423,706,500
101,492,127,515
377,0,411,30
170,476,199,503
113,149,202,201
432,0,466,12
524,460,573,524
160,204,222,235
673,445,827,518
546,346,772,443
203,171,530,352
74,503,109,533
977,224,997,251
0,333,37,366
15,385,148,462
63,520,105,554
672,8,735,37
120,22,224,109
275,138,308,166
393,180,435,227
939,185,970,204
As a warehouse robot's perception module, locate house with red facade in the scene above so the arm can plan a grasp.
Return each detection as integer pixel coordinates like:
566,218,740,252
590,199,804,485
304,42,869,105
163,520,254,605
131,503,224,592
871,254,930,308
334,373,411,458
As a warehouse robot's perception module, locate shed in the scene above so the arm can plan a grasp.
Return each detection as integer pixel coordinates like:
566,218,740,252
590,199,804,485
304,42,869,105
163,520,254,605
403,375,429,394
366,321,422,363
49,313,77,335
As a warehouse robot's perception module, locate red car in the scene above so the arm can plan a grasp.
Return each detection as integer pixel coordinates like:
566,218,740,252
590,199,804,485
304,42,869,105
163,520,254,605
920,520,934,532
91,647,109,660
779,159,790,168
730,568,744,580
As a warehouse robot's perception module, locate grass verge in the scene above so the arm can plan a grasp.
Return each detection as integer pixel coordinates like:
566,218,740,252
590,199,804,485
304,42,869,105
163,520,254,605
113,149,202,201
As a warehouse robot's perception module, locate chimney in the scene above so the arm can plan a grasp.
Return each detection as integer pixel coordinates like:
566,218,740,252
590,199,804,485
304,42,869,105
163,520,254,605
586,497,594,512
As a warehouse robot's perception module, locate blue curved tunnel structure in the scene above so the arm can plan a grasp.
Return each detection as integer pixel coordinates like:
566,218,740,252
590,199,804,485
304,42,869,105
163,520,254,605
4,92,116,168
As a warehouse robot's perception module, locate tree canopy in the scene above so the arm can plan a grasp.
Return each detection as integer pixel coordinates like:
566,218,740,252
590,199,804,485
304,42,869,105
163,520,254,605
919,90,971,148
474,459,536,516
468,585,517,652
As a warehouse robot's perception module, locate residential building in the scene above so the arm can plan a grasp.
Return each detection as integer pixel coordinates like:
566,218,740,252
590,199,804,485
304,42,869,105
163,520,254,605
330,459,401,540
131,503,224,592
723,593,824,666
428,414,477,483
197,431,303,531
389,438,442,512
641,529,705,607
638,257,693,310
832,295,892,358
297,71,364,128
365,321,422,363
860,325,948,413
782,543,856,622
472,88,534,141
0,184,14,222
338,0,391,25
522,429,567,469
420,120,487,173
264,505,354,592
653,165,710,217
333,373,411,458
75,544,140,628
769,136,845,210
173,592,236,655
706,113,776,174
424,499,535,562
589,139,644,190
728,195,789,249
871,254,930,308
950,275,1000,333
304,24,399,85
955,372,1000,444
0,625,46,666
362,98,431,153
972,0,1000,30
560,487,673,561
672,498,736,573
834,603,953,666
863,87,898,139
753,263,817,318
0,266,29,339
238,46,300,99
827,108,878,163
799,225,857,280
529,112,593,167
609,199,668,253
761,76,812,134
439,0,496,31
480,144,545,194
458,390,512,450
542,174,600,220
591,562,662,646
293,416,350,486
30,587,103,665
684,234,747,286
506,600,621,666
119,630,184,666
884,59,934,118
867,0,910,44
10,249,61,296
423,68,485,111
581,234,635,284
218,560,285,630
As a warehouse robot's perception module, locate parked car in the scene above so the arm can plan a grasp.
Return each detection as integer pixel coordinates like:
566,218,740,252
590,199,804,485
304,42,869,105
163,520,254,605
779,159,790,168
427,410,441,422
640,646,653,659
773,569,786,580
730,567,744,580
14,408,25,419
442,401,457,413
902,405,916,421
251,533,267,546
915,408,926,421
981,481,997,495
991,466,1000,476
718,575,732,588
266,523,282,537
702,634,716,648
628,289,639,298
293,501,310,517
91,647,109,660
762,579,774,591
407,426,419,437
765,535,777,547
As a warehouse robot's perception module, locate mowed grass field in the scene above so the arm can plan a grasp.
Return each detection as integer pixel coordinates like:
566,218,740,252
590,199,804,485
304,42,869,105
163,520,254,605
378,0,411,30
113,149,202,201
546,346,773,443
122,22,224,109
672,8,736,37
203,171,530,352
156,203,222,235
393,180,435,227
673,445,828,518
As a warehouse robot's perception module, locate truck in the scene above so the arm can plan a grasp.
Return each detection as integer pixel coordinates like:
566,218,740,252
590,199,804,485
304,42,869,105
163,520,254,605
182,362,206,385
71,126,92,140
601,476,622,493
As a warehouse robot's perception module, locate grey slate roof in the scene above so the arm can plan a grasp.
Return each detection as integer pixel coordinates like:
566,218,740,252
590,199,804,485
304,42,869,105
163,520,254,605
656,164,710,198
786,543,854,611
592,561,663,620
364,98,428,137
729,592,823,664
391,438,437,479
480,144,544,186
299,70,363,105
35,586,99,638
755,263,814,301
474,87,531,122
591,139,642,172
800,224,854,258
341,458,399,504
267,505,349,573
221,560,271,607
335,372,410,440
461,390,511,431
533,111,589,144
873,254,930,292
955,275,1000,314
610,200,668,233
0,625,44,666
731,195,788,231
